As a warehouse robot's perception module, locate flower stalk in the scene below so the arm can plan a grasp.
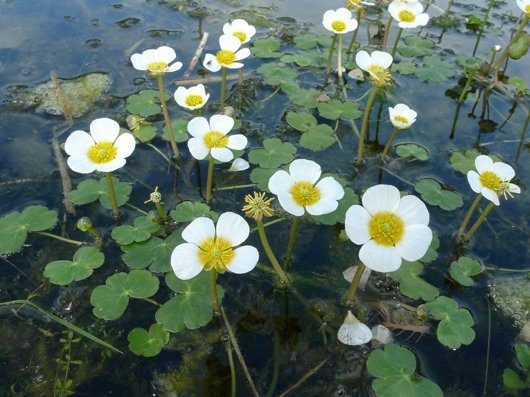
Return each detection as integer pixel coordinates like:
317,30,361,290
463,202,495,240
205,156,215,204
104,172,120,219
337,34,344,83
458,64,479,103
347,8,362,55
456,194,482,238
356,85,378,165
491,14,528,81
346,262,366,306
220,66,227,113
380,127,400,161
326,34,338,78
285,216,300,265
389,27,403,64
36,232,84,246
257,220,291,285
156,74,180,161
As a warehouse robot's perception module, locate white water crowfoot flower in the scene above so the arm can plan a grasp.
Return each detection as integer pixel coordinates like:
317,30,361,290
338,311,373,346
389,0,429,28
130,46,183,76
203,35,251,72
223,19,256,44
187,115,247,162
323,8,359,34
171,212,259,280
345,184,432,272
174,84,210,110
356,50,393,86
64,118,136,174
389,103,417,129
517,0,530,14
268,159,345,216
467,155,520,205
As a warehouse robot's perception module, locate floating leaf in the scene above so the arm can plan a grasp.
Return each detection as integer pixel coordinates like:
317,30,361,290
317,100,362,120
456,55,480,69
515,343,530,368
248,138,296,168
250,167,277,192
396,143,429,161
170,201,216,223
509,32,529,60
257,63,298,89
133,124,157,142
398,36,435,58
90,270,160,320
128,323,169,357
393,61,417,75
111,216,160,245
414,179,463,211
503,368,528,390
389,261,439,302
286,88,321,108
252,38,283,58
449,149,502,175
126,89,168,117
293,33,331,50
449,257,483,286
121,232,183,273
420,233,439,263
70,177,132,209
44,246,104,285
299,124,336,151
162,119,189,143
508,76,527,94
425,296,475,349
503,343,530,390
286,111,317,132
313,187,359,225
416,56,455,83
281,51,327,68
367,344,443,397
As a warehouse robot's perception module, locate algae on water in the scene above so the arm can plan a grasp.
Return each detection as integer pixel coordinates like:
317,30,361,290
489,275,530,328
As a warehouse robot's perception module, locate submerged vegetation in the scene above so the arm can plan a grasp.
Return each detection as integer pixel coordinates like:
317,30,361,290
0,0,529,395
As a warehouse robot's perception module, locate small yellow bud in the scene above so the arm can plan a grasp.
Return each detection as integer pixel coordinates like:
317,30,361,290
242,191,275,222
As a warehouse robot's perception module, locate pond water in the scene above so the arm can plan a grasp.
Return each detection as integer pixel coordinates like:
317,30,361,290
0,0,529,396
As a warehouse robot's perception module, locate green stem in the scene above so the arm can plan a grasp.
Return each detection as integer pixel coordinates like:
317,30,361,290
257,220,291,286
381,16,393,51
456,194,482,238
156,75,180,161
346,263,366,306
347,8,362,54
390,27,402,64
227,340,236,397
205,156,215,204
221,67,227,113
155,202,169,221
492,15,528,80
472,0,494,56
86,226,101,239
210,270,221,312
285,216,300,265
380,127,400,162
265,332,281,397
356,85,378,165
463,202,495,240
105,172,120,219
337,34,343,84
250,217,285,233
326,34,338,79
458,64,479,103
36,231,84,246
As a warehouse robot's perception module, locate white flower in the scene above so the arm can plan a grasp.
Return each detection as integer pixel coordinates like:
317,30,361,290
64,118,136,174
516,0,530,14
229,158,250,172
338,311,373,346
345,184,432,273
130,46,183,75
223,19,256,44
355,50,393,86
494,44,501,52
174,84,210,110
187,115,247,162
388,103,417,129
466,155,520,206
268,159,345,216
322,8,359,34
171,212,259,280
203,35,251,72
389,1,429,28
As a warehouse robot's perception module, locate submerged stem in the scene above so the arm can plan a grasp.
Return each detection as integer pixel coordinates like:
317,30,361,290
205,156,215,204
456,194,482,238
285,216,300,265
492,15,528,81
346,263,366,306
257,220,291,286
337,34,343,84
326,34,338,79
390,27,403,65
458,64,479,103
35,232,84,246
356,85,378,165
221,66,227,113
380,127,400,162
104,172,120,220
156,74,180,161
464,202,495,240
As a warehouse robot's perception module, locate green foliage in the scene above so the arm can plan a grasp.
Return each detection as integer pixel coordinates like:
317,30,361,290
128,324,169,357
317,100,362,120
286,111,317,132
425,296,475,349
0,205,58,255
503,343,530,391
286,87,321,108
111,216,160,245
250,167,277,192
121,232,183,273
416,56,455,83
293,34,331,50
248,138,296,168
420,233,439,263
398,36,435,58
508,77,527,95
252,38,283,58
396,143,429,161
44,246,104,285
281,51,327,68
509,33,529,60
170,201,216,223
257,62,297,89
449,257,483,286
367,344,443,397
415,179,463,211
449,149,501,175
314,186,359,225
299,124,336,151
126,89,168,117
70,177,132,209
393,61,417,75
456,55,480,69
162,119,190,143
133,124,157,142
90,270,160,320
389,261,439,302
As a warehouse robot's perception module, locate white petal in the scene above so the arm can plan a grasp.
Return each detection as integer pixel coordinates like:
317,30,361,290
141,49,158,64
223,22,233,35
394,195,429,225
64,130,94,156
225,62,244,69
268,170,295,195
355,50,371,71
245,25,257,41
130,53,147,70
345,205,371,245
361,184,401,216
156,46,176,64
67,155,96,174
226,245,259,274
306,198,339,216
475,155,493,174
174,86,188,107
182,217,215,245
289,159,321,184
94,158,126,173
114,133,136,159
171,243,204,280
227,134,247,150
322,18,334,32
203,53,222,72
188,137,209,160
229,158,250,172
395,225,432,262
408,2,424,14
167,62,183,73
509,183,521,194
467,171,482,193
215,212,249,246
338,321,373,346
277,194,305,216
90,118,120,143
323,10,337,25
231,19,249,31
235,48,251,61
188,117,210,138
219,34,241,52
492,162,515,181
211,147,233,163
359,241,402,273
306,177,345,215
371,50,393,69
415,13,430,26
209,115,234,134
345,18,358,33
482,188,500,206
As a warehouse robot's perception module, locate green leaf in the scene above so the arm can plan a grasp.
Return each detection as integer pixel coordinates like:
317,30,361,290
126,89,168,117
111,216,160,245
393,61,417,75
317,100,362,120
90,270,159,320
128,323,169,357
449,257,483,286
313,187,359,225
389,261,439,302
286,111,317,132
449,149,501,175
250,167,277,192
396,143,429,161
132,124,157,142
515,343,530,369
121,232,183,273
420,233,439,263
293,33,331,50
257,63,298,89
299,124,336,151
367,344,443,397
281,51,327,68
44,246,104,285
503,368,528,390
248,138,296,168
425,296,475,349
509,32,529,60
456,55,480,69
287,88,321,109
252,38,283,58
415,179,463,211
508,76,527,94
170,201,215,223
398,36,435,58
19,206,58,231
70,177,132,209
416,56,455,83
162,119,189,143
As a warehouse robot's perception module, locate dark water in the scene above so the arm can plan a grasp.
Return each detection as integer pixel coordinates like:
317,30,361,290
0,0,529,396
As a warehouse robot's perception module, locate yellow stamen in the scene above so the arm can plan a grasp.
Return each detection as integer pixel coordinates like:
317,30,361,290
243,192,275,222
203,131,228,149
332,20,347,32
185,94,204,107
368,64,392,86
398,10,416,23
479,171,503,191
526,5,530,13
198,237,234,272
290,182,321,207
146,61,168,75
368,212,405,246
394,115,408,125
216,50,236,66
233,31,247,43
87,141,118,164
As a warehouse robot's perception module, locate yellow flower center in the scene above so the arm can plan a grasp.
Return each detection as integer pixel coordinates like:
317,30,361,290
394,115,409,125
398,10,416,22
185,94,204,107
368,212,405,246
526,5,530,13
479,171,503,191
87,141,118,164
332,20,347,32
233,31,247,43
146,61,168,74
368,64,392,86
198,237,234,272
203,131,228,149
290,182,321,207
216,50,236,65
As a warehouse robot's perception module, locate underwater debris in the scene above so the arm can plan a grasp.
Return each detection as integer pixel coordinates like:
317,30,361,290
489,276,530,329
